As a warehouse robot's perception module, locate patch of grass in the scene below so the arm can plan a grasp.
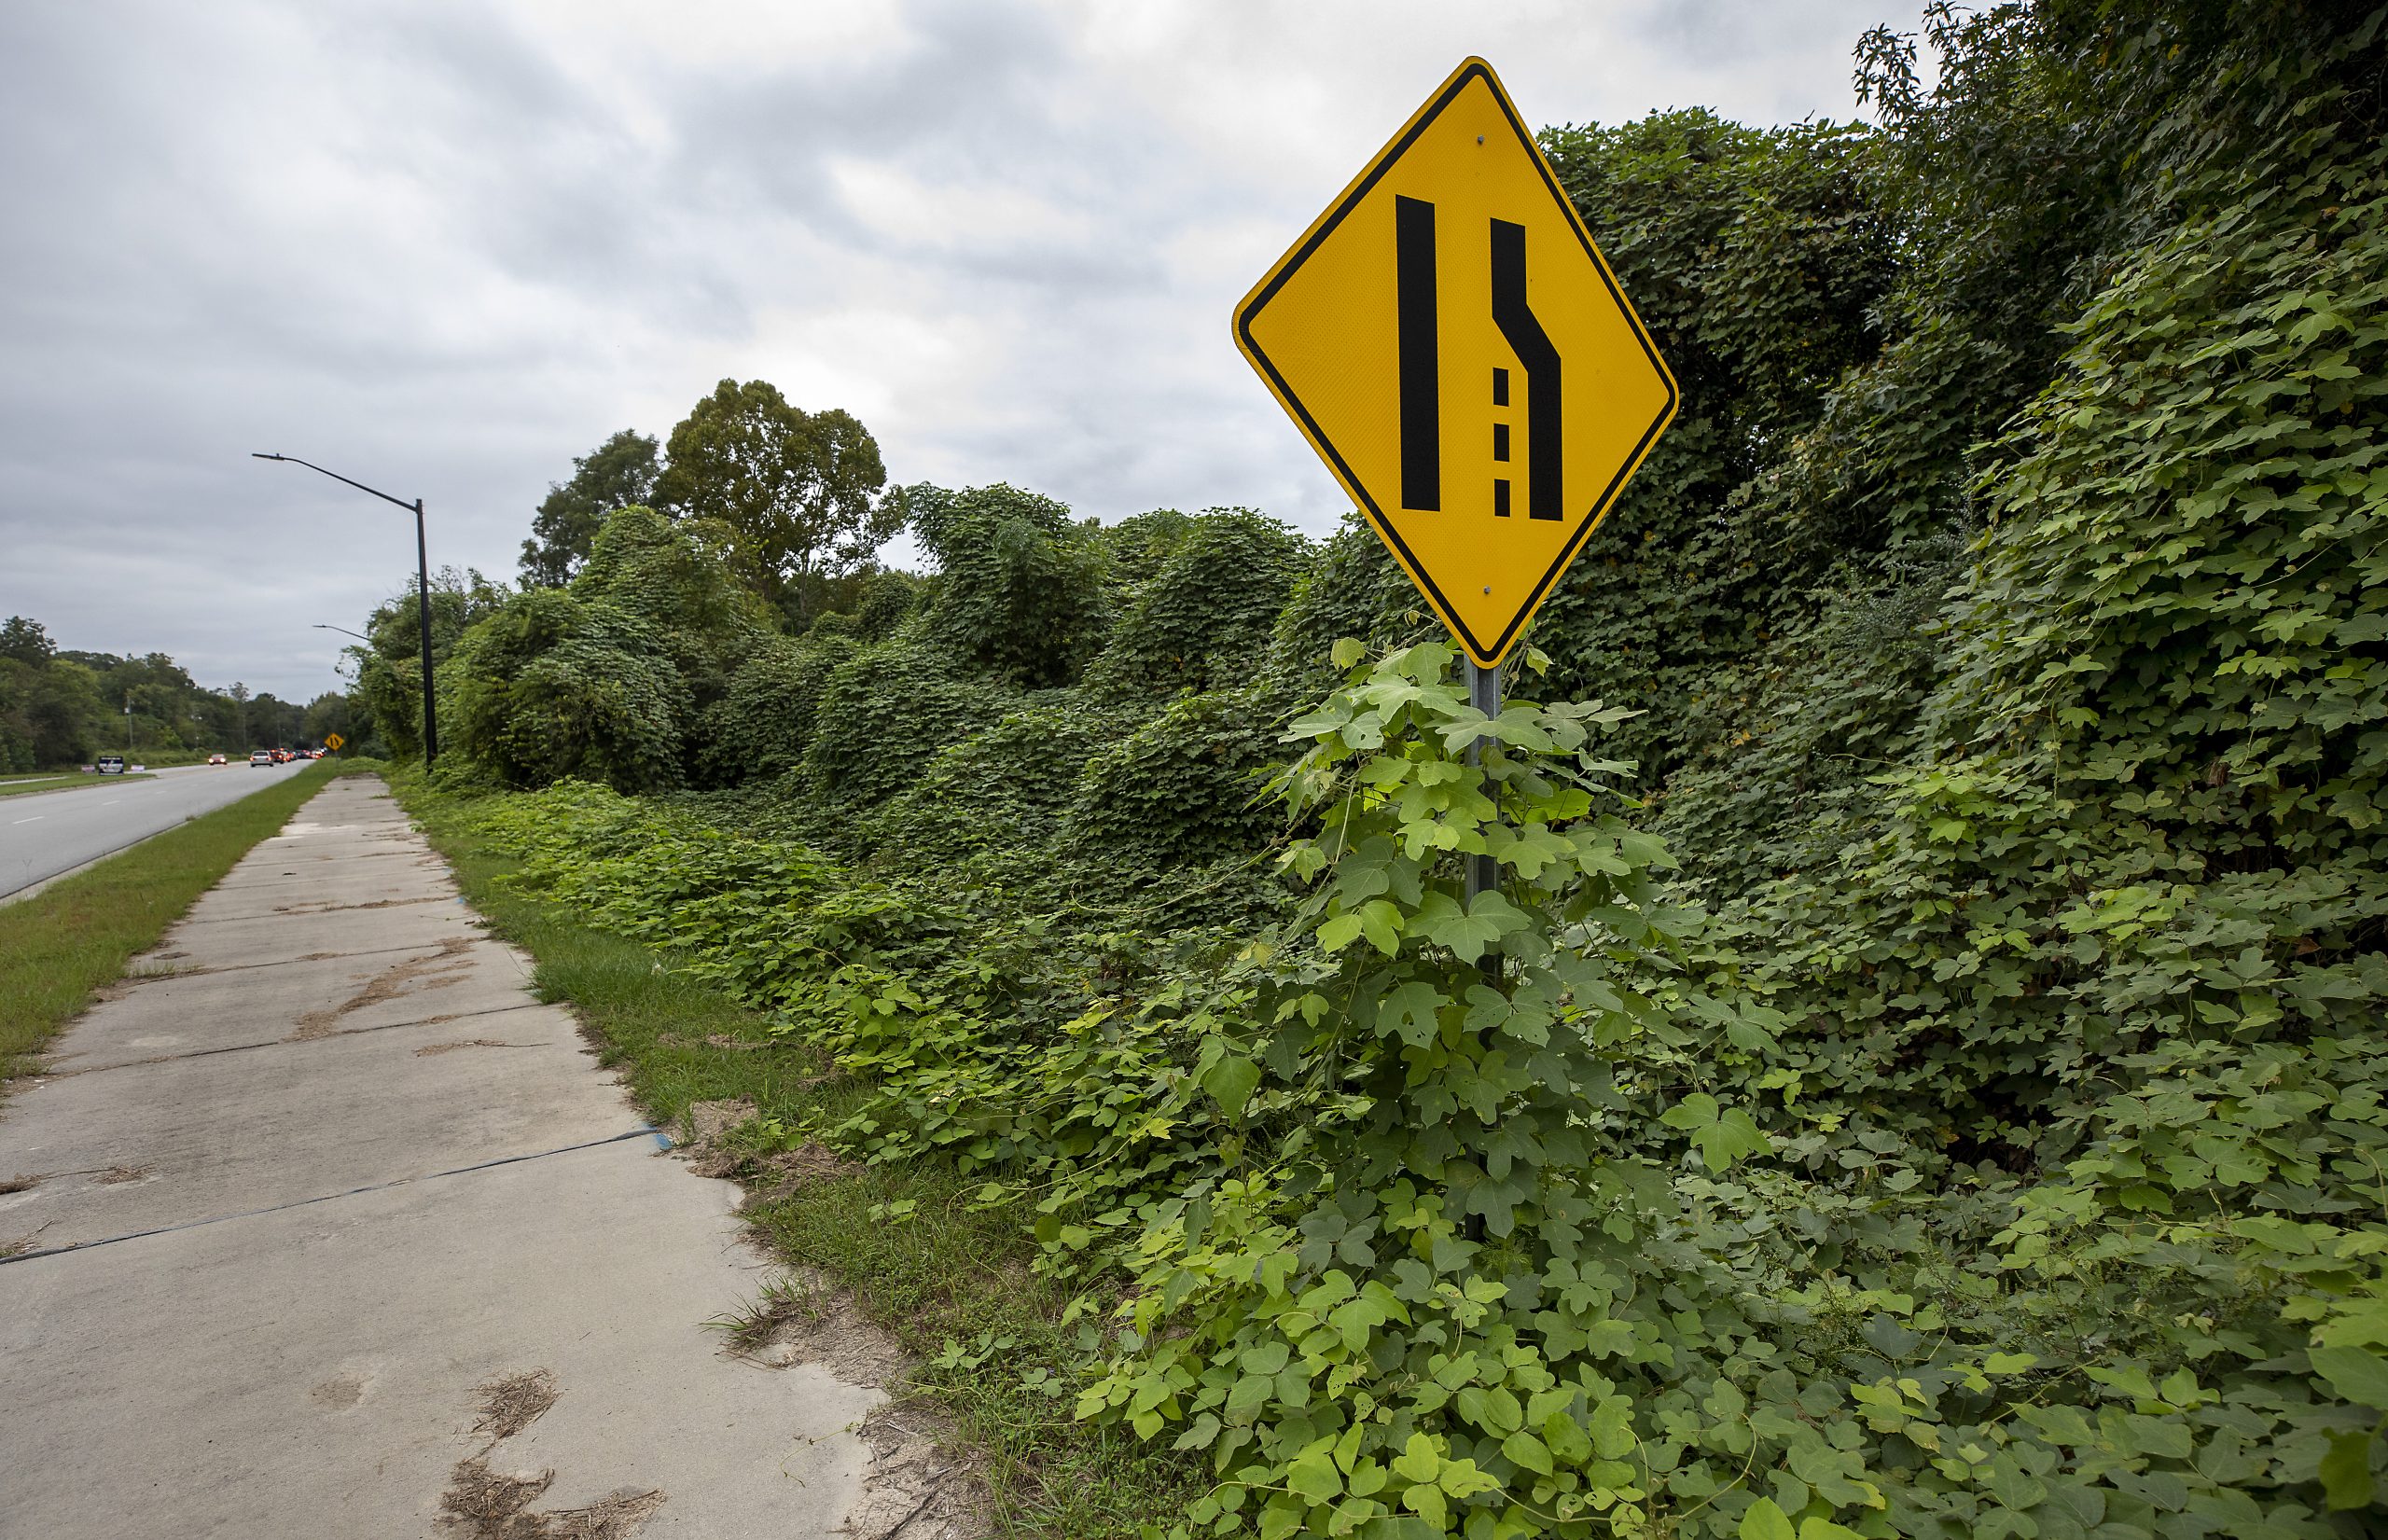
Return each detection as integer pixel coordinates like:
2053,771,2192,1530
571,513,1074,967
0,758,339,1078
0,772,157,798
400,784,1202,1540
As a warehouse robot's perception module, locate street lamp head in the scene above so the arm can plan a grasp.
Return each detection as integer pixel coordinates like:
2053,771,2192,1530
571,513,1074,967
251,452,287,462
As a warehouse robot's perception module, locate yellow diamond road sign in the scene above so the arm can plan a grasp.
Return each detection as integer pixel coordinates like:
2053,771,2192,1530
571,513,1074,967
1235,57,1677,668
324,732,344,751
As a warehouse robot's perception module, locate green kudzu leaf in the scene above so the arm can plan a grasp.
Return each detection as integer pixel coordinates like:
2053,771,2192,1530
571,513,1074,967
2312,1347,2388,1410
1201,1053,1263,1122
1411,891,1503,963
1378,981,1447,1047
1693,1106,1770,1171
1332,637,1368,669
1588,1395,1636,1459
1286,1450,1343,1505
1436,1457,1499,1498
1391,1434,1441,1485
1226,1372,1273,1423
1240,1342,1290,1375
1661,1092,1720,1131
1740,1499,1797,1540
1502,1430,1554,1476
2320,1427,2378,1510
1357,899,1405,956
1545,1412,1591,1466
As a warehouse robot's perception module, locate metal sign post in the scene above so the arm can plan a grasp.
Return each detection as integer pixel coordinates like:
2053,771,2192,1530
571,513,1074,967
1465,659,1500,904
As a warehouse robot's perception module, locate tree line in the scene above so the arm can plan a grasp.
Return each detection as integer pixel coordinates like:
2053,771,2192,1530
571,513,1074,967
0,616,334,771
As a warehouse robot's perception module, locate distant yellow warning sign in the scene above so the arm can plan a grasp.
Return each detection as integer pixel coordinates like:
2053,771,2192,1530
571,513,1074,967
1234,57,1677,667
324,732,344,751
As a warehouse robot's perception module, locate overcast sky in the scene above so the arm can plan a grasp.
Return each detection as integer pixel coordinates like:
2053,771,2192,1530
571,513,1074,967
0,0,1921,701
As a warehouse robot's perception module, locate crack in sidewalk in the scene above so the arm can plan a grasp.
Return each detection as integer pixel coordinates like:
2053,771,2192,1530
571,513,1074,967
0,1126,662,1268
37,1001,557,1077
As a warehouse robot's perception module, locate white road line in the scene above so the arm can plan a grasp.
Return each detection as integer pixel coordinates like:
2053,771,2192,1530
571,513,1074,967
11,816,42,825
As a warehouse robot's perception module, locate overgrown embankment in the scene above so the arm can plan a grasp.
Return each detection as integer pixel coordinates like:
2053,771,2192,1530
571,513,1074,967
393,767,1205,1536
390,4,2388,1536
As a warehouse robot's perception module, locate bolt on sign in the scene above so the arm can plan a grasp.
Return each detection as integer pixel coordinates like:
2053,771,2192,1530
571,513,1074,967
1234,57,1677,668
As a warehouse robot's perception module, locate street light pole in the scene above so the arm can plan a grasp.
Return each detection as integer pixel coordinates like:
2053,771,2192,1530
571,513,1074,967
254,454,438,765
412,494,437,765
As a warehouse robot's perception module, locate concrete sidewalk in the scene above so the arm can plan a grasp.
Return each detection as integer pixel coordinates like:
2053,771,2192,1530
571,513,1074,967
0,777,891,1537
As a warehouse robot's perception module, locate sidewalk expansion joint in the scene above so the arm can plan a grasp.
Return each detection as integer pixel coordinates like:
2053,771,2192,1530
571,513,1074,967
0,1126,661,1268
118,937,511,982
38,1002,560,1077
174,896,461,927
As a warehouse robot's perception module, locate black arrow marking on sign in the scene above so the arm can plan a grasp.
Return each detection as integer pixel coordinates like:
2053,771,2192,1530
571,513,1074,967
1490,218,1562,520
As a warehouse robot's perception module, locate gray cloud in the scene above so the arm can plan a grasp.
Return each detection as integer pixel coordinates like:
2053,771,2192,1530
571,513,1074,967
0,0,1922,700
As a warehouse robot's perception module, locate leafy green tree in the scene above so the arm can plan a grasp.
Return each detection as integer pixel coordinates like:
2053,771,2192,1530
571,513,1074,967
652,379,894,615
301,691,356,749
0,617,56,666
518,430,659,588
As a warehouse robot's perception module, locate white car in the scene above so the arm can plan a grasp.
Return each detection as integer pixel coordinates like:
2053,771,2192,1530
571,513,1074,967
250,750,273,768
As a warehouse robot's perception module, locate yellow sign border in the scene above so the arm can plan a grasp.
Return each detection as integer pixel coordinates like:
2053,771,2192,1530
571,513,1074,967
1233,57,1679,667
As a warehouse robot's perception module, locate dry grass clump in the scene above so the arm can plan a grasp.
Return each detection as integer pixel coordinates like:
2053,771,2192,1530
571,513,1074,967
471,1368,561,1441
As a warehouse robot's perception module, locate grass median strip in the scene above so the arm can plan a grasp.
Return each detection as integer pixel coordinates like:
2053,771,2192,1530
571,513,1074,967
0,772,157,799
0,759,340,1080
395,774,1198,1540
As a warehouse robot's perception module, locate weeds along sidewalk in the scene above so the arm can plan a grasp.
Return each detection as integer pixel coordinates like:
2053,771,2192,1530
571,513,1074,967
0,758,342,1081
391,769,1201,1540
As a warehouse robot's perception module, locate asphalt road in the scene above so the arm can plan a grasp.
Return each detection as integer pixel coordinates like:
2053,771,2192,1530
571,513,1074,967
0,760,316,900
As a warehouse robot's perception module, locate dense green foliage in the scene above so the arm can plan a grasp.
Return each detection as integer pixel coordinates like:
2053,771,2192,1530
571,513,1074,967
911,481,1110,688
394,4,2388,1535
518,427,659,589
335,377,900,758
0,615,322,770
